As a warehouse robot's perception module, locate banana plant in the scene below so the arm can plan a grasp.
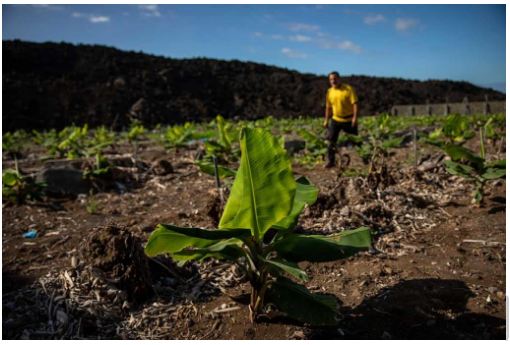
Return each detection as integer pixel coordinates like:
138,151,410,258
3,130,30,159
145,127,372,326
164,122,195,149
443,142,505,204
204,115,240,161
427,114,475,146
297,128,327,164
3,162,45,205
57,124,90,159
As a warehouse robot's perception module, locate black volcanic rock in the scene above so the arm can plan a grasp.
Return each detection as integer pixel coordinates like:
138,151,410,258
2,40,505,132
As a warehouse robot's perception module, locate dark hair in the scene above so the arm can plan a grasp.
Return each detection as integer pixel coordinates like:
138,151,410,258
328,71,340,78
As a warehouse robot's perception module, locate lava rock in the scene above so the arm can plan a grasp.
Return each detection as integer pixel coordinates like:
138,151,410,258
36,167,91,196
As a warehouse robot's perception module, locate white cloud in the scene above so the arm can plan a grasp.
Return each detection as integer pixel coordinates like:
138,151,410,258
72,12,110,24
271,34,285,40
337,40,362,53
90,16,110,23
281,47,307,59
318,37,362,54
139,4,161,17
253,32,263,37
287,23,320,32
364,14,385,25
395,18,419,32
289,34,311,42
31,4,64,11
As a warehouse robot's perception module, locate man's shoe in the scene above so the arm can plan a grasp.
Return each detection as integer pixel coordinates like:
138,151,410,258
324,162,335,169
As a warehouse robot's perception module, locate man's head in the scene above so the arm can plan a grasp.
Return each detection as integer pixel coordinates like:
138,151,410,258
328,71,341,88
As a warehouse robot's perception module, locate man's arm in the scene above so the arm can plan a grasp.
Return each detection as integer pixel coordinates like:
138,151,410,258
352,103,358,126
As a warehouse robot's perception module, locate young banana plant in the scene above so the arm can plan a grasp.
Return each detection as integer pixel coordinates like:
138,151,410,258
443,142,505,204
145,127,372,326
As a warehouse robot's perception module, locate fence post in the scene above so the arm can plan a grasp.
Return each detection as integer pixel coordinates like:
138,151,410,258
463,96,471,115
484,94,491,115
426,100,432,115
444,97,450,115
413,126,418,169
213,156,224,202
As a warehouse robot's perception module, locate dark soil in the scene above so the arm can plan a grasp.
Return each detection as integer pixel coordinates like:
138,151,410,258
2,138,506,339
80,224,154,302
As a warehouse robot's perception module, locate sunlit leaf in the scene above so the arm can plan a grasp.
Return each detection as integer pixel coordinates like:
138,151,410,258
219,128,296,240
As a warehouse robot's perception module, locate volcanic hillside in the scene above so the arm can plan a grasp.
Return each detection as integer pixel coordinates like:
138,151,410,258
3,40,505,131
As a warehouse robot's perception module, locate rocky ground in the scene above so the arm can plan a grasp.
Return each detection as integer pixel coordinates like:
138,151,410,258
2,138,506,339
3,40,505,132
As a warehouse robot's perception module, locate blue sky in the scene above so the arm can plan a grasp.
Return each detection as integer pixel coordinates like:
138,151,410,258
2,4,506,92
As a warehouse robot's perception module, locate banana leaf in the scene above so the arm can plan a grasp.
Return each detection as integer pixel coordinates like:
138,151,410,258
172,238,245,264
481,167,506,180
259,256,308,282
265,276,340,326
444,160,476,179
196,160,237,178
381,136,404,149
443,143,484,170
273,227,372,262
3,170,20,187
219,128,296,240
272,176,318,231
145,224,251,257
485,159,506,169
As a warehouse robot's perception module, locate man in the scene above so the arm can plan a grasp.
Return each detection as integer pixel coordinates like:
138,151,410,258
323,71,359,168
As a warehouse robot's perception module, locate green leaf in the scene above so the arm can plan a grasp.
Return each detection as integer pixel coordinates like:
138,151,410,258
259,256,308,282
144,224,250,257
428,127,443,141
272,176,318,231
219,128,296,240
444,160,476,179
481,167,505,180
443,143,484,170
266,276,340,326
485,159,505,169
3,170,20,187
204,140,225,154
196,160,237,178
381,136,404,149
473,186,483,204
216,114,233,148
173,238,245,263
273,227,372,262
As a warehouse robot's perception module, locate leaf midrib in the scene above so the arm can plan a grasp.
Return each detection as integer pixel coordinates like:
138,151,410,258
243,133,261,239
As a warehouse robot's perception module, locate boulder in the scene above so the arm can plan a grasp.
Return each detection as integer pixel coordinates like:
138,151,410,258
284,139,306,156
36,167,91,196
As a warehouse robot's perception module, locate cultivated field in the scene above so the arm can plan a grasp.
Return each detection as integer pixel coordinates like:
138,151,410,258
2,113,506,339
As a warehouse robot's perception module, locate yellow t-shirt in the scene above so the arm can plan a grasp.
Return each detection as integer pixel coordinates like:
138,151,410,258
326,84,358,122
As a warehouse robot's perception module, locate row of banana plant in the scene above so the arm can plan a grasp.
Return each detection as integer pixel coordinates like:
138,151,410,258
3,113,505,190
3,113,503,161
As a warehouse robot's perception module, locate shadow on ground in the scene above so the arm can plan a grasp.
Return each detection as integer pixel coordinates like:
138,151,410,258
307,278,505,339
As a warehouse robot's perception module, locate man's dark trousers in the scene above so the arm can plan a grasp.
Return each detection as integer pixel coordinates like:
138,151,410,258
326,118,358,165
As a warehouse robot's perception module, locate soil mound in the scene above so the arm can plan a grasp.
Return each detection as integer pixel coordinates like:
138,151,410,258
80,224,153,301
